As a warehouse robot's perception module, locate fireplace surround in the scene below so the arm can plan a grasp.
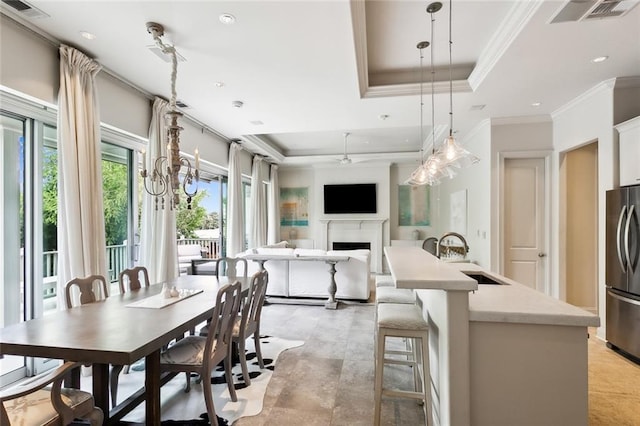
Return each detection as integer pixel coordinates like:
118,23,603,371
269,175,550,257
320,218,387,273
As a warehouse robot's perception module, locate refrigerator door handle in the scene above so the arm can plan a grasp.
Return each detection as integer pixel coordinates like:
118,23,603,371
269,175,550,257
624,204,636,274
608,289,640,307
617,205,628,271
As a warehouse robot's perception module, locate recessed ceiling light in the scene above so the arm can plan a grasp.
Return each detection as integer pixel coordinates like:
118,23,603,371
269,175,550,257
470,104,486,111
219,13,236,24
250,120,264,126
378,114,389,121
591,56,609,63
232,100,243,108
80,31,96,40
215,81,225,88
531,102,541,107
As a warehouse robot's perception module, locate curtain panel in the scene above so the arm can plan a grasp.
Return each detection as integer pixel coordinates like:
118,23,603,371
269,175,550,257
139,97,178,284
226,142,245,257
267,164,280,245
250,156,267,248
56,45,107,308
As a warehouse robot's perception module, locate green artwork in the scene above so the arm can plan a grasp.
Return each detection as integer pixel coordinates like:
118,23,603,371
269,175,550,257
280,187,309,226
398,184,430,226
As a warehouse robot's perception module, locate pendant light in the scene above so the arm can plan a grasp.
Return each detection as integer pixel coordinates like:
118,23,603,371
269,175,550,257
406,2,455,186
436,0,480,169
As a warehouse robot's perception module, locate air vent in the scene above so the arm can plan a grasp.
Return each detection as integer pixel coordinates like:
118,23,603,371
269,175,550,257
1,0,49,18
550,0,639,23
175,100,189,109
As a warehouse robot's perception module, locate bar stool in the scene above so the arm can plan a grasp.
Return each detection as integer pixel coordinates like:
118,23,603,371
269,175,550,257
374,302,431,426
375,275,395,288
376,286,416,304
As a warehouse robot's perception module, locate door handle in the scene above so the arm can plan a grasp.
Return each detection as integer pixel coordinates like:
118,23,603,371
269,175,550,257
617,205,628,271
624,204,635,273
538,253,546,258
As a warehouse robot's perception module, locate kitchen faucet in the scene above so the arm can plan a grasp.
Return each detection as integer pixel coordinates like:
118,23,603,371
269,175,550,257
437,232,469,259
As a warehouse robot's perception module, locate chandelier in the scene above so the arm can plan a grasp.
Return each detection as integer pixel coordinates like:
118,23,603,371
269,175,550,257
141,22,199,210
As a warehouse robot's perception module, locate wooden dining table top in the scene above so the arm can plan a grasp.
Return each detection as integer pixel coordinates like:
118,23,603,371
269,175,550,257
1,274,251,425
0,274,247,364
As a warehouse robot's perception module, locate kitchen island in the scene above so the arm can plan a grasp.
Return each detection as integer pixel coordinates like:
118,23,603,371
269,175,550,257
384,247,600,426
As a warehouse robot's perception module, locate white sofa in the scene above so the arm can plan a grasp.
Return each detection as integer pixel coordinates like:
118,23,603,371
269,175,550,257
239,247,371,301
177,244,205,274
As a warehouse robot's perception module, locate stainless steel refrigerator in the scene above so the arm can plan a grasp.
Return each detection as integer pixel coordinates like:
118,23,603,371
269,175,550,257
606,185,640,361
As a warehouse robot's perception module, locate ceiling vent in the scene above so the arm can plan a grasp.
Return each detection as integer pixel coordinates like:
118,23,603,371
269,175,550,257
175,100,189,109
550,0,639,23
1,0,49,18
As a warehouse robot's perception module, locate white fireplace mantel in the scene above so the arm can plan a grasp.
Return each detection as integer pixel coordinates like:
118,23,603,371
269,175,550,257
320,218,388,273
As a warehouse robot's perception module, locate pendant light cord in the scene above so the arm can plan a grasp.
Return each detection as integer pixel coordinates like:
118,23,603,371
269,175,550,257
430,10,436,155
448,0,454,138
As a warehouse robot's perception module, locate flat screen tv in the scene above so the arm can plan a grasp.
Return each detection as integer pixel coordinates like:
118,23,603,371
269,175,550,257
324,183,377,214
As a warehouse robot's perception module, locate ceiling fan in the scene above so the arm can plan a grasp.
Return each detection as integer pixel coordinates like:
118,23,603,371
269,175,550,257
340,132,352,164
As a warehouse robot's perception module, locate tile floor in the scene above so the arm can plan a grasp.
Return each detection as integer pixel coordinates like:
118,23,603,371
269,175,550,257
156,300,425,425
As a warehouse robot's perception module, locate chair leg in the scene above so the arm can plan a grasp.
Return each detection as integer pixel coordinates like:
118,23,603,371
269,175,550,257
238,338,251,385
374,329,386,426
202,374,219,426
420,334,432,426
224,351,237,402
253,331,265,369
184,371,191,393
110,365,124,407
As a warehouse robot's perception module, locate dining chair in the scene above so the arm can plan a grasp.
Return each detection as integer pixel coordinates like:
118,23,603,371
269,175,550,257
215,257,248,280
159,281,243,426
111,266,151,405
65,275,123,409
232,269,269,385
118,266,150,293
64,274,109,308
1,361,103,426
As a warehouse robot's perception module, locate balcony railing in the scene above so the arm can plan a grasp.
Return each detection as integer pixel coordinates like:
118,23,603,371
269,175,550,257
40,238,220,300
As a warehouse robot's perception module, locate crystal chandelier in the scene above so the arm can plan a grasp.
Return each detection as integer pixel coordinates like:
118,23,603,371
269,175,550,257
141,22,199,210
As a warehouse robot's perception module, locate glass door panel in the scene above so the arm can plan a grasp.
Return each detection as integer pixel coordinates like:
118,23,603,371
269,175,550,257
0,113,27,385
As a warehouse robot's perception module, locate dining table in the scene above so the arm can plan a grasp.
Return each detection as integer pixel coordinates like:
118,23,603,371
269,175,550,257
0,274,250,425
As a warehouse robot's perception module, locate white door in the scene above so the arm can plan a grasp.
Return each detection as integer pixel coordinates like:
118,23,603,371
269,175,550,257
503,158,546,291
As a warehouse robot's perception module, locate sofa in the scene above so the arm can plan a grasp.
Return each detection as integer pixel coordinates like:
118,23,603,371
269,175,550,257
238,247,371,301
177,244,206,274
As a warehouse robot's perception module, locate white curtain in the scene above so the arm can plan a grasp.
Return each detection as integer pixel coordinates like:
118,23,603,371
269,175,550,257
267,164,280,245
139,97,178,284
250,156,267,248
226,142,245,257
56,45,107,308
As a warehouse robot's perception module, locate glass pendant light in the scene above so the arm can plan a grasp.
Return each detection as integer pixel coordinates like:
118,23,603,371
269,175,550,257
436,0,479,169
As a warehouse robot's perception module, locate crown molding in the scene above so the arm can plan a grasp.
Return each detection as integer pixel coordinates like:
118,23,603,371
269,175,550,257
468,0,543,91
241,134,286,163
551,78,616,119
350,0,369,99
364,80,471,98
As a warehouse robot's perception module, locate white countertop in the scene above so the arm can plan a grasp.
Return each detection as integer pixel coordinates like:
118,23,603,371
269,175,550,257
444,262,601,327
384,246,478,291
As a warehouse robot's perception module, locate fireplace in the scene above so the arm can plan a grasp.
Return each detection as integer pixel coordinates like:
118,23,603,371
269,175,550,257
320,218,387,273
333,242,371,251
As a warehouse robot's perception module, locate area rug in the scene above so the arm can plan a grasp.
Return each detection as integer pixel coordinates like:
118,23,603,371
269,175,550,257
114,335,304,425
